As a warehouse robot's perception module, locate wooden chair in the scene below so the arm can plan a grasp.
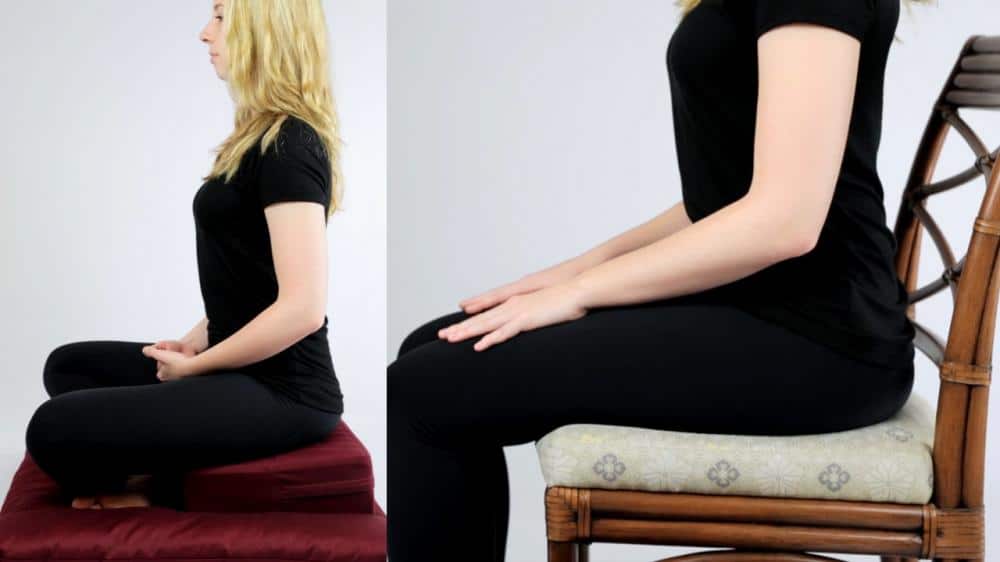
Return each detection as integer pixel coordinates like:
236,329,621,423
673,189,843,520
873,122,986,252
537,34,999,562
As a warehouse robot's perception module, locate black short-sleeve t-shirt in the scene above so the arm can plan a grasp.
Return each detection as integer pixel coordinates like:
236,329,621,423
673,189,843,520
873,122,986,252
666,0,916,370
193,116,344,414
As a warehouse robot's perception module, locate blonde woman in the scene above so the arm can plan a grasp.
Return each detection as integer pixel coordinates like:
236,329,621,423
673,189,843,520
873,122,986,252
388,0,927,559
25,0,344,510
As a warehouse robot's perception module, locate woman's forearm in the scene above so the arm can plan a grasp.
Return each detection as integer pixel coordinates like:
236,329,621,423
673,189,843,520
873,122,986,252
186,300,321,375
569,194,814,309
573,200,694,270
180,316,210,353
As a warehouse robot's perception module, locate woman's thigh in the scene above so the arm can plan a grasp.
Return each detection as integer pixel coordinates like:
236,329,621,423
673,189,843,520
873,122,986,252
389,294,914,444
43,340,158,397
26,371,339,472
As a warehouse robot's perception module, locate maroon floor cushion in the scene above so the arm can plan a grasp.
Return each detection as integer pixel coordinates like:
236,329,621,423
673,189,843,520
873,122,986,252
183,420,377,514
0,419,386,561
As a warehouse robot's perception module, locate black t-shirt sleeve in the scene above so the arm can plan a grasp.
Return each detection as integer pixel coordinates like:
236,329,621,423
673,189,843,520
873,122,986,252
754,0,873,42
256,119,331,210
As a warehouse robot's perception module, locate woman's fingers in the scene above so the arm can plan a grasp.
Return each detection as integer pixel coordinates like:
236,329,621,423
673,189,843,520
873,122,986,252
440,305,509,342
461,280,529,313
463,296,500,314
459,289,495,309
145,347,181,364
164,341,184,352
461,289,504,313
147,340,186,355
449,303,506,336
473,321,520,351
461,298,489,314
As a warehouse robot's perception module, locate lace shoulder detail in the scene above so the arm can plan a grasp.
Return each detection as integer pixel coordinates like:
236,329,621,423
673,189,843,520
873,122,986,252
275,116,328,164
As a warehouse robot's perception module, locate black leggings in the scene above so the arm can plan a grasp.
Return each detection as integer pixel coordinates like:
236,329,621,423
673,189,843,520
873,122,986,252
386,291,915,561
25,340,340,507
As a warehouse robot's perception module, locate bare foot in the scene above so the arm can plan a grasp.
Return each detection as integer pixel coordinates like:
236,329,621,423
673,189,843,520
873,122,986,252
71,495,100,509
94,491,151,508
68,475,155,509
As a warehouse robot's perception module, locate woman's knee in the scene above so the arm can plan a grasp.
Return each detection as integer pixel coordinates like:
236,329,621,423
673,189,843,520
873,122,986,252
25,398,66,463
387,354,419,411
387,347,450,419
25,391,105,454
387,356,448,444
388,341,504,445
396,310,470,359
42,341,86,397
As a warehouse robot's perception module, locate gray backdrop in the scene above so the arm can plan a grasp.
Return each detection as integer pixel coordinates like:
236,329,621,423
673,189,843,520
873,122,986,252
0,1,386,510
388,1,1000,560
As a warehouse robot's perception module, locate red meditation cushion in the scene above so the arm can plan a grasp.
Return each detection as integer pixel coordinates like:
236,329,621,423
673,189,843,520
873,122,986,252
182,419,377,514
0,448,385,561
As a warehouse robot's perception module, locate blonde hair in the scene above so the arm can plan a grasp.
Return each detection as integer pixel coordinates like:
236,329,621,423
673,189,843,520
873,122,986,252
202,0,344,219
675,0,937,44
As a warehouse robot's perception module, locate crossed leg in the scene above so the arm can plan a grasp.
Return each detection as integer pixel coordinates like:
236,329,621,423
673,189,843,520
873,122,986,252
26,340,338,509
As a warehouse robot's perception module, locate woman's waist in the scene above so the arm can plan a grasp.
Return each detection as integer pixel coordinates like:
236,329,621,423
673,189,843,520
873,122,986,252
207,326,334,369
251,339,335,373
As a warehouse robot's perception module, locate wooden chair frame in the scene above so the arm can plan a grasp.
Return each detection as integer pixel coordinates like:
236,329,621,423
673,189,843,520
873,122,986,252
544,34,999,562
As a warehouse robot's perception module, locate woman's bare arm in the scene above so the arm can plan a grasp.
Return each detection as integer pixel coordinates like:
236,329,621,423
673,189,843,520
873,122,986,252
185,201,328,375
439,22,861,351
572,199,694,271
569,22,859,308
459,200,693,313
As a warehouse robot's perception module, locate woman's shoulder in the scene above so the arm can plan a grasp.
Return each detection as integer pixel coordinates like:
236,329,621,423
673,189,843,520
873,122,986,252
275,115,327,159
252,115,332,205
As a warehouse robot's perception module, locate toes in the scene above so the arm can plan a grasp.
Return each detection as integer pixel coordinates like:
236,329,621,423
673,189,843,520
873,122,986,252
96,492,151,508
71,496,97,509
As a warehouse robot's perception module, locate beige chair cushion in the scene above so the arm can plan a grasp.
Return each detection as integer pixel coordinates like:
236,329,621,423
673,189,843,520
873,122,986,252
536,392,935,504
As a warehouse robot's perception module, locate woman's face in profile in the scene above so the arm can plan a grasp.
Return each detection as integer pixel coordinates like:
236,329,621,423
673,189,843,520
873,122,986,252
199,0,229,81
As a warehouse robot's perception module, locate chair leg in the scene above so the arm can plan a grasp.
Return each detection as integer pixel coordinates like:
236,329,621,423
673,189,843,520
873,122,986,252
548,540,586,562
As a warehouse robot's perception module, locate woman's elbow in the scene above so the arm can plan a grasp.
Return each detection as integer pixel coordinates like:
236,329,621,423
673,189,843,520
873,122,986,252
277,295,326,334
743,196,820,260
782,223,820,258
304,305,326,332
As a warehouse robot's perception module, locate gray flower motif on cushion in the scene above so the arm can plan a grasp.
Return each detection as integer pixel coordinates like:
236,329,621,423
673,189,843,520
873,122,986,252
819,463,851,492
593,453,626,482
706,459,740,488
756,453,803,497
864,459,914,502
885,426,913,442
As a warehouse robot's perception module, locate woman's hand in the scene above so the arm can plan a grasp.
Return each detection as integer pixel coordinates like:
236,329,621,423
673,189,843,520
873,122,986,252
141,343,198,381
459,258,590,314
440,283,588,351
150,339,200,357
144,339,199,380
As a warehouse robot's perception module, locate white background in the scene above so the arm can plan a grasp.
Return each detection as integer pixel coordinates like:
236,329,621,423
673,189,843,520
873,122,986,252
0,1,387,511
388,1,1000,560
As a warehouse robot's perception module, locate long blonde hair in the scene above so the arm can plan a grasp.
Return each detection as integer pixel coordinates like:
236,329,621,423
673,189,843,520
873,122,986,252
202,0,344,219
675,0,936,44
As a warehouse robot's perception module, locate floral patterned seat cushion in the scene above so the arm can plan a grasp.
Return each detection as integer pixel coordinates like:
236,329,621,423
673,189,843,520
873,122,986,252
536,392,935,504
